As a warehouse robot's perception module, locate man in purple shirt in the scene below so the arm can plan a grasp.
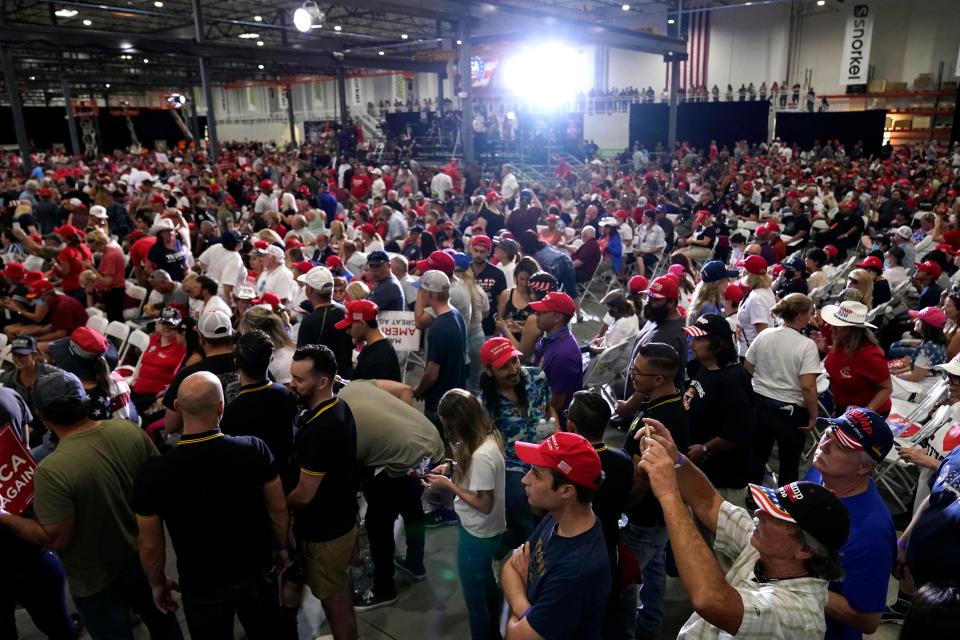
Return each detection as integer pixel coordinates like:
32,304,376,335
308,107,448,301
571,226,602,282
529,291,583,423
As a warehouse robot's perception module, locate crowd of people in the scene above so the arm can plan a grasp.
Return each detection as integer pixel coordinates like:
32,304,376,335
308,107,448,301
575,82,825,113
0,135,959,640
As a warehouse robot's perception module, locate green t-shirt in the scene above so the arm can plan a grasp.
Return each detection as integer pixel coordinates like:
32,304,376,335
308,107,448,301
34,419,158,597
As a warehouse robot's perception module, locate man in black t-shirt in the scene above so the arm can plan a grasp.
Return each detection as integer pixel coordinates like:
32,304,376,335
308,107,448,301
220,331,300,491
334,298,401,382
134,371,291,639
163,310,238,434
620,342,690,640
287,345,362,628
412,271,467,418
468,235,506,336
296,266,354,378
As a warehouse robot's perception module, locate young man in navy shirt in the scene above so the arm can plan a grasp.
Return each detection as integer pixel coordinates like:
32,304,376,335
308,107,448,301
804,408,896,640
502,432,611,640
529,291,583,422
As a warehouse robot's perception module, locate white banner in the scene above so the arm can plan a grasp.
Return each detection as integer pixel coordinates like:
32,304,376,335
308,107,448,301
378,311,420,351
839,4,874,85
351,77,363,107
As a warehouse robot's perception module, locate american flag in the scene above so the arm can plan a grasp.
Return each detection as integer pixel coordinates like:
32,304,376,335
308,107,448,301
668,10,711,90
471,57,499,88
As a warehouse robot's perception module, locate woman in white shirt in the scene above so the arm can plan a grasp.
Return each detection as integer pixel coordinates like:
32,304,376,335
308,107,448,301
423,389,506,640
735,255,776,356
590,289,639,353
238,306,296,384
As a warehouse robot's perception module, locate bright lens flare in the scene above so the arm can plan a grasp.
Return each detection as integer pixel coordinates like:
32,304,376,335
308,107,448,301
502,45,591,109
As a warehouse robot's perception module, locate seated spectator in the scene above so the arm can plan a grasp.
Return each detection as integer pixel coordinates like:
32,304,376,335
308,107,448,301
3,279,87,344
890,306,948,400
884,246,909,288
857,255,891,307
143,269,189,319
129,307,187,417
599,218,624,274
845,268,874,308
589,289,639,353
571,226,601,283
805,247,830,290
774,255,809,298
822,301,892,416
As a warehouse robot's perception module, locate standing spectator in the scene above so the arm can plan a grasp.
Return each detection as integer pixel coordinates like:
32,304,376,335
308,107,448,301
469,235,507,336
85,229,126,322
219,330,299,490
891,226,916,271
423,389,507,640
822,301,892,416
805,408,896,640
255,244,297,303
197,229,246,299
237,307,296,385
334,298,401,382
53,224,92,304
621,342,691,639
134,371,291,638
497,256,539,340
365,250,406,311
501,433,610,639
529,291,583,418
736,255,776,356
0,370,183,639
147,218,190,282
390,255,419,309
412,270,467,425
745,294,821,485
287,345,361,629
297,266,354,378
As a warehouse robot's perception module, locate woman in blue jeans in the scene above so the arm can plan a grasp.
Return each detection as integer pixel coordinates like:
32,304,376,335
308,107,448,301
423,389,507,640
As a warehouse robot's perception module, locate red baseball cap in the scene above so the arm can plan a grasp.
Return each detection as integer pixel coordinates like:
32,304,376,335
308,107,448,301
642,276,679,300
416,250,456,276
69,326,109,356
23,270,44,283
856,256,883,271
723,283,747,303
1,262,25,279
471,234,492,250
334,299,380,330
909,306,947,329
325,255,343,268
943,229,960,249
627,274,649,294
738,254,769,275
480,337,523,369
285,237,304,249
27,279,55,298
149,193,166,205
765,220,781,233
528,291,576,316
823,244,839,257
252,239,269,251
259,179,274,191
53,224,84,239
359,223,377,236
252,292,281,309
515,432,602,490
916,260,943,279
292,261,314,274
485,191,502,202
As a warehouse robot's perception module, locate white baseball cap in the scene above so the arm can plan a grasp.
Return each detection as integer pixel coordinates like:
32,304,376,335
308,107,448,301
895,225,913,240
198,310,233,339
298,266,334,291
89,205,108,219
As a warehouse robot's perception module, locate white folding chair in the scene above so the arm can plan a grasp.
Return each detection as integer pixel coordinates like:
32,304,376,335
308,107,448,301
105,320,131,354
115,329,152,381
86,306,106,318
86,314,109,335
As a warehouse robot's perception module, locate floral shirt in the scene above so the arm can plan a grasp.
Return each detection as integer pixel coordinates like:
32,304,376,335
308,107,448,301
479,366,551,472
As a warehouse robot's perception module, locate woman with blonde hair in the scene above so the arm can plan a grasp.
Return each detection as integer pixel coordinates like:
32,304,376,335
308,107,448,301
735,255,776,356
239,305,296,384
345,280,370,302
744,292,821,486
422,389,506,640
256,228,283,246
329,219,347,245
845,268,874,308
690,260,738,322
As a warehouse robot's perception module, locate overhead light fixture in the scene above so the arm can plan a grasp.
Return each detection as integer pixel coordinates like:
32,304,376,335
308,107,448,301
401,33,408,39
378,50,384,56
293,1,324,33
143,58,149,63
238,32,260,39
258,64,264,70
54,9,77,18
745,1,752,4
82,19,92,26
253,15,262,22
622,3,630,10
334,25,342,31
816,0,825,4
154,1,163,6
257,41,264,46
105,83,111,88
667,18,675,24
29,75,35,81
456,39,462,45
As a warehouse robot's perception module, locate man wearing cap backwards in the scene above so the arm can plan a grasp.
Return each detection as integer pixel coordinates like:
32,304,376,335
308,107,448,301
412,270,467,422
255,243,297,304
197,229,247,299
335,298,401,382
501,432,611,639
365,250,406,312
134,371,292,639
635,420,849,640
528,291,583,420
297,266,354,378
800,408,896,639
163,310,239,434
469,235,507,336
0,370,184,639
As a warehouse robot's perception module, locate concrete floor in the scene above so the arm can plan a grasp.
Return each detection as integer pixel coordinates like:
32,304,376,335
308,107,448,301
15,296,906,639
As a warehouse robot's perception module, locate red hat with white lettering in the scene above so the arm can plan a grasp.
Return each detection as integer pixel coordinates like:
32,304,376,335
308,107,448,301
642,276,679,300
528,291,576,316
515,432,602,490
334,299,380,330
480,337,523,369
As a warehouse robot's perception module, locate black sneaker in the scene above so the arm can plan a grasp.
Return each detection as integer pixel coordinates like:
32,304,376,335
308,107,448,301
881,597,911,625
353,589,398,612
424,509,458,528
394,556,427,581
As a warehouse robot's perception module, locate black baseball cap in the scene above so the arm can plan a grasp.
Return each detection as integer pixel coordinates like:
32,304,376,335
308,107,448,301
815,407,894,463
682,313,732,341
10,335,37,355
366,250,390,266
221,229,245,250
748,481,850,551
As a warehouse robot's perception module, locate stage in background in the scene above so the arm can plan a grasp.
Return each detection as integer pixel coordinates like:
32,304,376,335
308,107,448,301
774,109,887,157
628,101,770,152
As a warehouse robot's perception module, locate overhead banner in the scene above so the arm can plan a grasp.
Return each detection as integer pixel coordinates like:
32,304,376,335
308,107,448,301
839,4,874,85
0,424,36,516
378,311,420,352
351,77,363,107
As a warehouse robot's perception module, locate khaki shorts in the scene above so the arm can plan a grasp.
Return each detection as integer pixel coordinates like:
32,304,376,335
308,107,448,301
300,525,359,600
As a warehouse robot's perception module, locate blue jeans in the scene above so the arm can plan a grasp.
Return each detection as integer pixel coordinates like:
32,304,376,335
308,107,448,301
0,549,77,639
180,574,290,640
466,325,486,394
72,559,183,640
621,525,669,639
503,468,535,549
888,341,918,360
457,527,505,640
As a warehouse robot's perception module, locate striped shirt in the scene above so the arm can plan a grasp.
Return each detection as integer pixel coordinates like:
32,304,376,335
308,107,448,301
679,501,829,640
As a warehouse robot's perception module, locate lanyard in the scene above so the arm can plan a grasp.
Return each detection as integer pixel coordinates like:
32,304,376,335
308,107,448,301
235,382,271,398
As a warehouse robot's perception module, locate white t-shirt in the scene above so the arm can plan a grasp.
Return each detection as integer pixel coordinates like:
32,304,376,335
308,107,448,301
454,436,507,538
430,172,453,198
604,315,640,348
269,346,295,384
499,260,516,289
203,295,233,318
199,244,247,296
736,287,776,355
254,192,278,215
257,265,297,302
884,266,908,288
745,326,821,405
501,173,520,201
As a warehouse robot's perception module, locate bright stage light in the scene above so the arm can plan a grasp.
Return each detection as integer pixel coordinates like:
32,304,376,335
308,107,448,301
502,44,591,109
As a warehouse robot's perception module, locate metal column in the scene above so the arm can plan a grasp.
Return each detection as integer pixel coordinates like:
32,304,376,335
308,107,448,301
191,0,218,161
667,54,679,155
336,66,349,126
286,84,297,146
457,23,474,165
61,76,81,156
0,46,31,175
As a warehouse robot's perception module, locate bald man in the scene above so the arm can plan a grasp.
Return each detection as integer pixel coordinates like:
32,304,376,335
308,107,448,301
134,372,294,639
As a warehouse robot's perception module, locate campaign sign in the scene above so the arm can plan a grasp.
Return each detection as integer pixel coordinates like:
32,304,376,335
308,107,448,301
379,311,421,352
0,424,37,516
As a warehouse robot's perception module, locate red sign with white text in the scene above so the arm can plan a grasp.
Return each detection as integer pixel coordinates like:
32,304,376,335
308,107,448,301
0,424,37,516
